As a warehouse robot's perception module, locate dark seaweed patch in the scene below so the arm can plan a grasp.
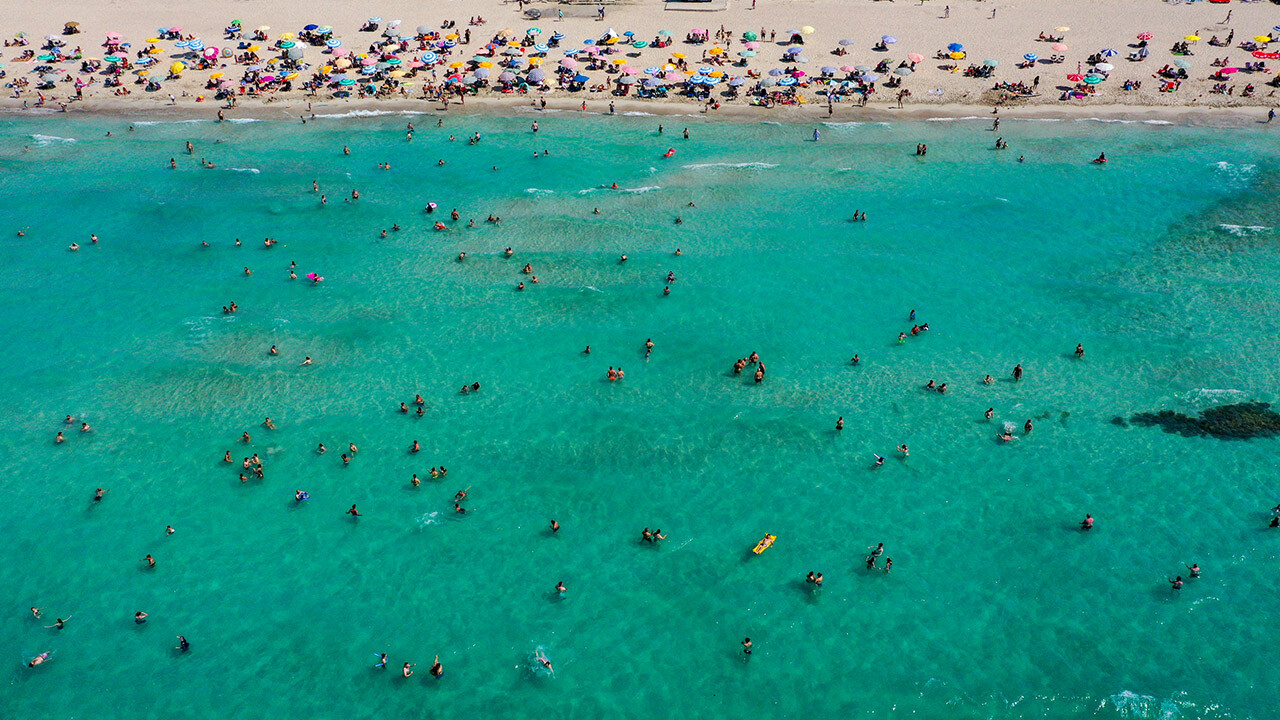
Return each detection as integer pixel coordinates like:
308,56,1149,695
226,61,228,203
1130,402,1280,440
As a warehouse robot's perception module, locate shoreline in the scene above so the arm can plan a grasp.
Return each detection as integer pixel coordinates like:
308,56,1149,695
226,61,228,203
3,96,1274,129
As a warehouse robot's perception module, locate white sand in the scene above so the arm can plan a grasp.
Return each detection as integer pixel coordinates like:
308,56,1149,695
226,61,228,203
2,0,1277,122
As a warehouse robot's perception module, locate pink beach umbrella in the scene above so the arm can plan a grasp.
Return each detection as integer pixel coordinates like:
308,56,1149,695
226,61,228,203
1137,32,1153,41
743,41,759,50
105,31,122,39
663,71,682,81
621,66,639,75
361,56,377,65
560,57,577,69
218,80,234,89
907,52,924,63
839,65,855,72
332,47,350,57
1052,43,1069,51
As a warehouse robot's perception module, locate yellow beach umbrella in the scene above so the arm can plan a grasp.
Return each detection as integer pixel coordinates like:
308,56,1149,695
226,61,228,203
478,61,494,68
246,45,260,52
708,47,724,55
449,61,464,68
1054,26,1070,33
611,57,626,65
319,65,332,73
148,47,163,54
389,70,406,77
280,32,295,40
1184,35,1200,41
170,62,185,74
672,52,686,58
662,63,676,71
210,72,224,79
445,34,458,40
507,41,521,47
528,57,543,66
136,70,149,76
800,26,816,35
949,51,965,59
284,72,298,80
709,70,724,77
1254,35,1272,43
146,38,162,43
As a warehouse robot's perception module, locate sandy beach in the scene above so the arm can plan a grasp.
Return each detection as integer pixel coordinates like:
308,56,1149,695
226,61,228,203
3,0,1279,122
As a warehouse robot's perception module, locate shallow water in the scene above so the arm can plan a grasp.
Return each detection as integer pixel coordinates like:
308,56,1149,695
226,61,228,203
1,112,1278,719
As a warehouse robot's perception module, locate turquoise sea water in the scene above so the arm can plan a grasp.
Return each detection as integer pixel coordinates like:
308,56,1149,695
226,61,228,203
1,110,1278,720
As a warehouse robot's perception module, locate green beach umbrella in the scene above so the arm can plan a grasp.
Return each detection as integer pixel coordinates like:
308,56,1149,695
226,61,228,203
338,77,356,85
1173,58,1192,69
658,29,672,36
743,30,757,41
386,57,402,65
279,41,296,49
633,41,648,48
526,27,542,35
1082,74,1103,84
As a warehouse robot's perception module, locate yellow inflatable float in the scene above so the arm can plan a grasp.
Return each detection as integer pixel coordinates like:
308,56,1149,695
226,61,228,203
752,534,776,555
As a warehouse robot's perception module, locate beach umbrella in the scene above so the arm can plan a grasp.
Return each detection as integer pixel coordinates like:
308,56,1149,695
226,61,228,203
641,78,658,88
949,52,965,60
1184,35,1200,42
1052,43,1068,51
882,36,897,44
1219,66,1238,74
1253,35,1272,43
644,66,659,74
768,68,784,76
784,47,802,55
442,40,457,48
572,73,589,82
622,66,639,75
497,28,516,37
821,65,837,74
416,25,431,35
317,26,331,34
859,73,879,82
761,77,777,86
801,26,816,35
907,52,924,63
499,71,516,82
303,24,319,31
743,41,759,50
103,55,122,63
338,77,355,85
854,64,871,72
386,57,402,65
1136,32,1153,41
534,43,549,53
983,58,999,67
1274,26,1280,35
527,27,543,36
1173,58,1192,69
169,61,185,74
421,52,438,64
739,50,757,58
1100,48,1118,57
175,40,190,47
742,30,757,41
1024,53,1038,62
1095,62,1113,71
326,39,342,48
697,65,712,74
474,68,492,79
728,77,745,86
388,19,401,27
663,71,682,81
334,58,350,67
560,57,578,69
618,75,636,85
40,73,60,83
894,66,913,76
256,25,269,32
332,48,349,57
947,42,963,52
1082,74,1102,84
779,76,797,86
528,68,546,82
279,41,295,49
286,48,303,60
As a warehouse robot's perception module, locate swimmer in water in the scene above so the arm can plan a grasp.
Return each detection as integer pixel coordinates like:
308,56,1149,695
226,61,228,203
430,655,443,678
176,636,190,652
28,652,50,667
135,611,148,624
550,519,560,533
1075,343,1085,358
555,581,566,596
985,408,994,420
402,662,416,677
1186,563,1200,578
93,487,108,502
535,649,553,672
1080,514,1093,530
347,505,360,517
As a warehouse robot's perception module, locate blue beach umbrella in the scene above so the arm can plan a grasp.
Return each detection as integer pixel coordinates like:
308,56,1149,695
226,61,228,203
697,66,712,74
1100,48,1118,57
704,76,720,85
442,40,456,48
642,78,658,87
369,17,383,23
644,66,659,74
728,77,744,86
528,68,546,82
859,73,879,83
821,66,837,74
317,26,332,34
882,35,897,44
739,50,756,58
785,46,802,55
573,73,589,82
1024,53,1038,62
551,32,565,41
768,68,784,76
534,43,549,53
623,31,634,37
1273,25,1280,35
175,40,190,47
326,39,342,48
947,42,964,52
778,76,797,86
304,24,319,31
474,68,491,78
421,52,438,64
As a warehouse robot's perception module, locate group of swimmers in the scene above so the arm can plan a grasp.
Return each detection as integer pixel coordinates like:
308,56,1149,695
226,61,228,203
731,351,765,383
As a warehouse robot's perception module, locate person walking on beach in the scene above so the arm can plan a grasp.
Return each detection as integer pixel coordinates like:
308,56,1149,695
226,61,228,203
1269,108,1276,124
